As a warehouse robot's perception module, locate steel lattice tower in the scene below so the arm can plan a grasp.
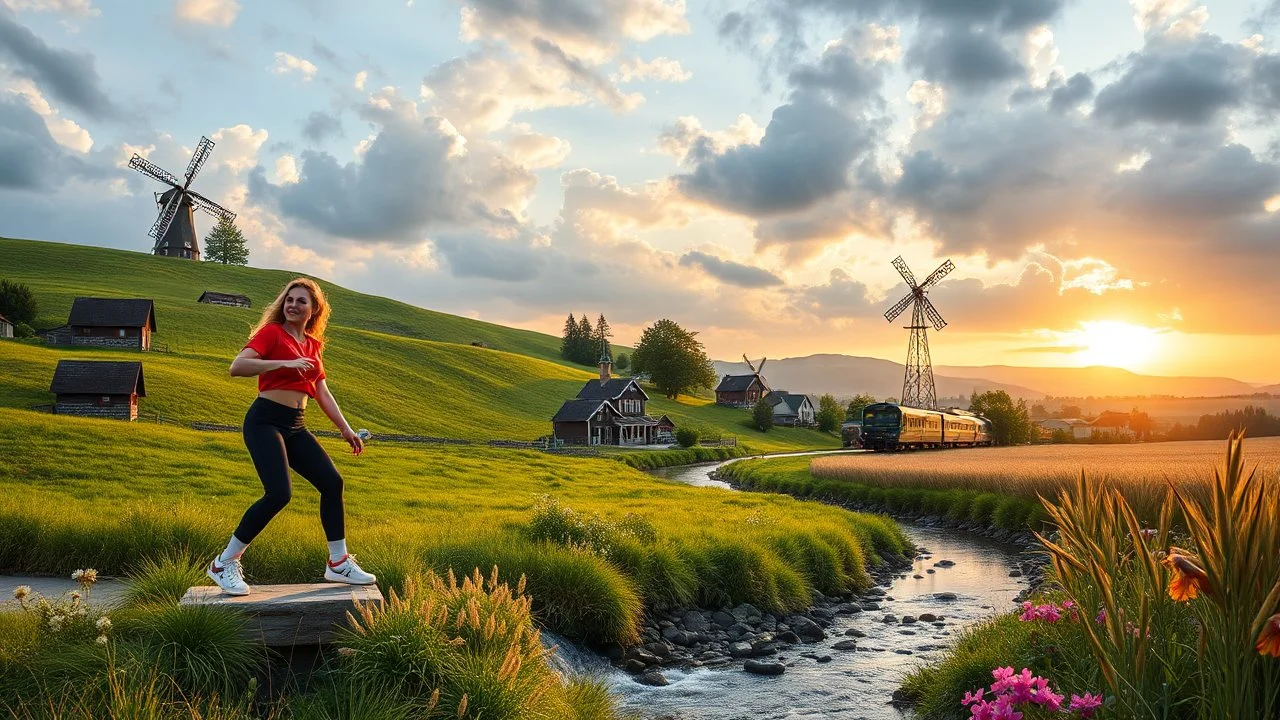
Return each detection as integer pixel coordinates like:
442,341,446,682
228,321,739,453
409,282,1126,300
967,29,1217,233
884,256,954,410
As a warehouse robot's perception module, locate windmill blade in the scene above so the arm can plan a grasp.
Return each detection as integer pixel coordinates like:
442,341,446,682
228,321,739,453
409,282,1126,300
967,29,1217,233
891,256,918,289
187,189,237,222
922,296,948,331
148,190,184,243
758,357,767,373
128,155,182,188
742,353,757,373
883,291,915,323
919,259,956,290
184,136,215,185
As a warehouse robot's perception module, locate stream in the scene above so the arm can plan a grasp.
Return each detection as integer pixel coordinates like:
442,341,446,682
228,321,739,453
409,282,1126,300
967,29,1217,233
547,453,1032,720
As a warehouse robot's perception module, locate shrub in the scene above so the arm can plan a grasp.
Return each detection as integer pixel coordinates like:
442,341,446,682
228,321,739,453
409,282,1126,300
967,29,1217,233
674,427,699,448
126,604,261,701
13,322,34,339
752,398,774,432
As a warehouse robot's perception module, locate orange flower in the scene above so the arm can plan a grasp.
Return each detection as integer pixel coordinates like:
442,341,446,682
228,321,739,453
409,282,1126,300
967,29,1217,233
1162,552,1212,601
1257,614,1280,657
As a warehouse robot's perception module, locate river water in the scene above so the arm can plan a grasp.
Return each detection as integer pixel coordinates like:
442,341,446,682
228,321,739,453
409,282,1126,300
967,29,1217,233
547,454,1031,720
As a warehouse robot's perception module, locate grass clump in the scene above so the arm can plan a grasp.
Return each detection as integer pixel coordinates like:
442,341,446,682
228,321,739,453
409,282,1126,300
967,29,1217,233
123,549,209,607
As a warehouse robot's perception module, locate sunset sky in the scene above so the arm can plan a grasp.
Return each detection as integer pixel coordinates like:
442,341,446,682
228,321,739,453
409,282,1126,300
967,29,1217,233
2,0,1278,383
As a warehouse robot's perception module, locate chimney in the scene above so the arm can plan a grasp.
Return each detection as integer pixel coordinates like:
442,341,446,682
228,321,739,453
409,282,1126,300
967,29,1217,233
598,337,612,382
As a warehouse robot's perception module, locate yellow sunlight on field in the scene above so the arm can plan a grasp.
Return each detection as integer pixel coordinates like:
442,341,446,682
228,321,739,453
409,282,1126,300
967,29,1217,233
1071,320,1162,370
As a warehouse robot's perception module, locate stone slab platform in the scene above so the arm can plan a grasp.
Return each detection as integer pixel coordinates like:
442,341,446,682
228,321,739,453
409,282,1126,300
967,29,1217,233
180,583,383,647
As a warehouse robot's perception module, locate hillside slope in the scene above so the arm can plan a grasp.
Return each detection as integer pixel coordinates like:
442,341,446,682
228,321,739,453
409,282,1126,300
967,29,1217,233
0,238,835,451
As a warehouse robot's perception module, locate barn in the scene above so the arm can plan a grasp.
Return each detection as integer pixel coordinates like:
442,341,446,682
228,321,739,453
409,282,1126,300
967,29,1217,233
551,399,622,446
714,373,770,407
197,291,251,308
53,298,158,351
49,360,146,421
0,313,12,339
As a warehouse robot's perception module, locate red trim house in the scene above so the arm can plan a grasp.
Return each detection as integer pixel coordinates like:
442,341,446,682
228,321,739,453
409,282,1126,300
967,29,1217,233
49,360,146,421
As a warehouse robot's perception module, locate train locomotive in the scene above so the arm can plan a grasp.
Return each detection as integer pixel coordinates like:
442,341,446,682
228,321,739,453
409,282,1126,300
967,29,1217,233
860,402,992,451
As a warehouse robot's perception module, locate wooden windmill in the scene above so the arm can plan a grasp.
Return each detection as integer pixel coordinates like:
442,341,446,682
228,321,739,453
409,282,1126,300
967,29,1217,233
884,256,954,410
128,136,236,261
743,354,770,387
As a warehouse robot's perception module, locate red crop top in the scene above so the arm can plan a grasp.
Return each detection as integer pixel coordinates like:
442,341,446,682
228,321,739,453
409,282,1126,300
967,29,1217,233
243,322,326,398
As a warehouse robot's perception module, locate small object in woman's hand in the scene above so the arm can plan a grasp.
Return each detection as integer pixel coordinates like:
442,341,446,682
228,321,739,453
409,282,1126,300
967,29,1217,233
356,428,371,441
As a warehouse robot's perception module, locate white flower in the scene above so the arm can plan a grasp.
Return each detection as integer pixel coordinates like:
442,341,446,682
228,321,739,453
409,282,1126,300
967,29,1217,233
95,634,108,646
71,568,98,586
48,615,64,632
13,585,30,601
96,616,112,631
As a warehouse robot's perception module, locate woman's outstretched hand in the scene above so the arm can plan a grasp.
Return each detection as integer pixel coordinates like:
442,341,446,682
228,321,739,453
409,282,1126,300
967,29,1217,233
341,426,365,455
279,358,315,372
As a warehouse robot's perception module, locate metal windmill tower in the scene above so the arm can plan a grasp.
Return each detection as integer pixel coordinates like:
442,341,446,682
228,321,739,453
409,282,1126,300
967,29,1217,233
884,256,954,410
128,137,236,261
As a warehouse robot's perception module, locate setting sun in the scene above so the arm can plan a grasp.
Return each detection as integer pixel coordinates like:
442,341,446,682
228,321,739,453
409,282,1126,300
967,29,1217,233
1071,320,1162,370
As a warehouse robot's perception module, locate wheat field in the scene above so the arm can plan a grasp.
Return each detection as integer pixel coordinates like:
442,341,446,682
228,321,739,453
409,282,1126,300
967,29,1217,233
811,436,1280,511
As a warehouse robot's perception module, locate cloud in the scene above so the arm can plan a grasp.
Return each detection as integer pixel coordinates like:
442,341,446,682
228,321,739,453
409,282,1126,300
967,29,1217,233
272,51,318,81
1,0,96,16
530,37,643,112
656,114,763,165
0,95,73,189
1094,36,1247,126
678,250,783,288
790,268,878,320
458,0,688,62
430,230,545,282
506,124,571,169
1048,72,1094,112
353,70,367,90
301,110,342,144
5,76,91,151
174,0,239,27
906,28,1024,92
615,56,690,82
0,10,114,117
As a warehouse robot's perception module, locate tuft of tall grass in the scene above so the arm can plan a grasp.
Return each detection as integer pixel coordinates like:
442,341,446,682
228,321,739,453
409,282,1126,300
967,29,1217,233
1038,433,1280,719
124,604,262,702
123,549,208,607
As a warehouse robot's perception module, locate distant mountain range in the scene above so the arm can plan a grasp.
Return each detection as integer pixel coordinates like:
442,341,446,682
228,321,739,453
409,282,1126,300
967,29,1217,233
712,354,1271,401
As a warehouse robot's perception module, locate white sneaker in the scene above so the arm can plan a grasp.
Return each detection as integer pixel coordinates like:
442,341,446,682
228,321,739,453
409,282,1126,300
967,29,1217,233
324,554,376,585
207,557,250,596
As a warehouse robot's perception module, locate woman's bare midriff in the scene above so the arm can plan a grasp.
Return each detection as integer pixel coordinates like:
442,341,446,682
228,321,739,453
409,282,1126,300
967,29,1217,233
259,389,309,409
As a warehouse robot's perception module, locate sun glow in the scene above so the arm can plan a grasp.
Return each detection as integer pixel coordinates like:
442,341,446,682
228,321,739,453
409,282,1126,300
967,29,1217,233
1071,320,1162,370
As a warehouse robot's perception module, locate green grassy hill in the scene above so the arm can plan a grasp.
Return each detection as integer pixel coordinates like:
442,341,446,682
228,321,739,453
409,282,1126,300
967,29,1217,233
0,237,836,451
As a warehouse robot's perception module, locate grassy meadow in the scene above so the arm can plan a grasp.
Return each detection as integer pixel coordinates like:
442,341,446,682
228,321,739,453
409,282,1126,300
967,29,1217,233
0,237,838,451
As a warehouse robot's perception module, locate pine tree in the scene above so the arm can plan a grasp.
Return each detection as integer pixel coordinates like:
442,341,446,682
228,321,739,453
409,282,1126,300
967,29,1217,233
560,313,578,360
594,313,612,362
575,315,594,365
203,217,250,265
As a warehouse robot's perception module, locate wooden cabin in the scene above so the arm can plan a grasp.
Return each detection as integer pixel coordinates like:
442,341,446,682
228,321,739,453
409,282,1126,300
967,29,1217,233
197,291,251,308
0,313,12,339
54,298,158,351
550,355,674,445
715,373,770,407
49,360,146,420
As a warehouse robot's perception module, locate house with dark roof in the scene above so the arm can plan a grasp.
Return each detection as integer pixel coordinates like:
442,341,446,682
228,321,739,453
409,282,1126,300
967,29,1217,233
1089,411,1134,439
48,298,157,351
551,341,676,445
765,390,816,427
0,312,12,339
715,372,770,408
197,290,251,308
50,360,146,420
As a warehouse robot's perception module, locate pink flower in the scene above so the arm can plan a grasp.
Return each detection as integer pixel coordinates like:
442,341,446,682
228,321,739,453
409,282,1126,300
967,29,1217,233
962,688,986,706
1069,693,1104,718
1095,607,1107,624
1037,604,1063,622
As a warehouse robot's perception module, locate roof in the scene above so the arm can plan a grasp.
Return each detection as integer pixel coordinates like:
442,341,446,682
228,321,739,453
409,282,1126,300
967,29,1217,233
67,298,156,330
552,399,610,423
715,374,766,393
0,313,10,325
766,391,812,414
1091,411,1131,428
50,360,146,396
576,377,648,401
198,291,250,302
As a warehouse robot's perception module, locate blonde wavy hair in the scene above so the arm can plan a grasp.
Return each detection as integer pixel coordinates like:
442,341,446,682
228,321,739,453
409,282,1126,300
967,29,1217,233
250,278,331,346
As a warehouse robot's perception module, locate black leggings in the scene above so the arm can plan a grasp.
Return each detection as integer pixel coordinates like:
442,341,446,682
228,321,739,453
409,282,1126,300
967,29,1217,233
232,397,345,543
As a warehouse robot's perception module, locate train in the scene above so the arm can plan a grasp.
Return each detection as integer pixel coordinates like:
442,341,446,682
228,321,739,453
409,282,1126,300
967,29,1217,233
860,402,992,451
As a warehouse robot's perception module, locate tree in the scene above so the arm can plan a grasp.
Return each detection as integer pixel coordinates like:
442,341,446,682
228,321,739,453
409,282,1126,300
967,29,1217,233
845,393,877,421
1129,407,1155,441
630,318,717,399
560,313,578,361
576,315,594,364
203,217,250,265
969,390,1035,446
1057,405,1083,419
817,394,843,433
752,397,774,432
593,314,612,362
0,279,37,326
615,353,629,372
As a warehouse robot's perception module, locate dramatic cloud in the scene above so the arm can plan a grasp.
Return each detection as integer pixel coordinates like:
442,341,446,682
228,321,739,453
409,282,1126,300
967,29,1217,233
530,38,643,112
0,10,114,118
174,0,239,27
678,251,783,288
0,96,71,189
301,110,342,144
1048,72,1094,112
1094,36,1246,126
458,0,688,61
906,28,1024,92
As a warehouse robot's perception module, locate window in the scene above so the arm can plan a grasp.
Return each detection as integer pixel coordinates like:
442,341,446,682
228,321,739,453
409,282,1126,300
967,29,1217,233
118,329,126,338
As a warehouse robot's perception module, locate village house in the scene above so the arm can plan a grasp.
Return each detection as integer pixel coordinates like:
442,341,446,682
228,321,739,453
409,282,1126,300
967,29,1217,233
49,360,146,421
0,313,12,339
1036,418,1093,440
1089,411,1135,439
197,291,251,308
551,343,675,446
715,356,770,407
765,390,817,427
45,298,157,351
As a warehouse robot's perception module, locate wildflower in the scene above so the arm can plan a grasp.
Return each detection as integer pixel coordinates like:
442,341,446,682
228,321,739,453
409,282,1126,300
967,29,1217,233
95,634,108,646
1140,528,1158,538
962,687,986,705
1095,607,1106,624
1069,692,1104,718
1162,552,1212,601
336,647,357,657
13,585,30,601
48,615,64,632
1257,613,1280,658
71,568,98,586
96,616,112,632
